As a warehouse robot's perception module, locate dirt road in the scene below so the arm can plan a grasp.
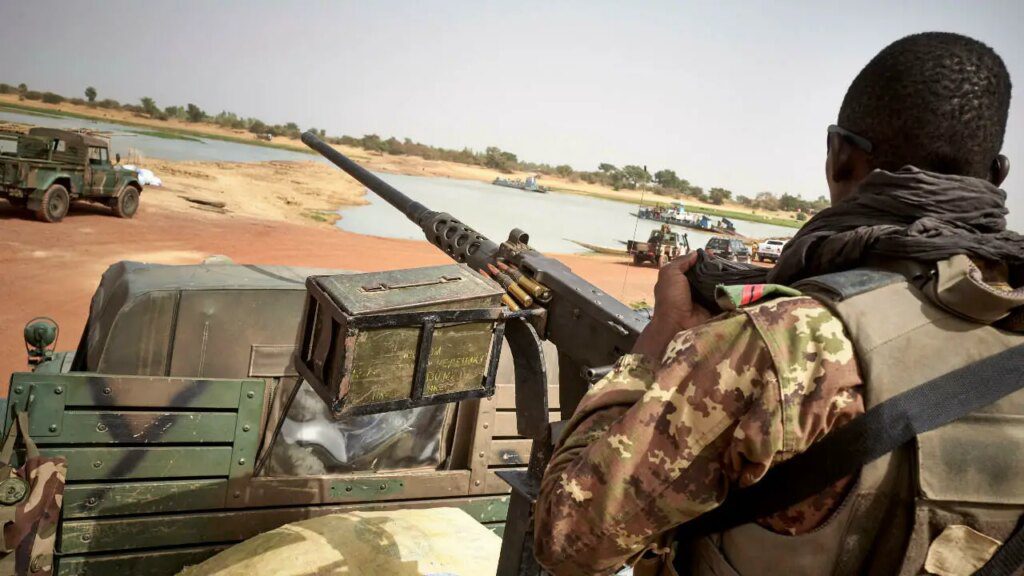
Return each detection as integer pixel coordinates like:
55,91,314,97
0,199,657,383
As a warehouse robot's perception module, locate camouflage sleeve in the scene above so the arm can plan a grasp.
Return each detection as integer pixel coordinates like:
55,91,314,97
533,296,864,576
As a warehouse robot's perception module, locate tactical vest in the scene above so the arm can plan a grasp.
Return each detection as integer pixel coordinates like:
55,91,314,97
683,256,1024,576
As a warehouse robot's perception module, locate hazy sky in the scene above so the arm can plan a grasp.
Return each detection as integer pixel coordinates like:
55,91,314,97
2,0,1021,226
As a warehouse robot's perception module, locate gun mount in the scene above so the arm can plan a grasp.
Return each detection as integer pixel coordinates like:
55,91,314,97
304,132,653,575
302,132,649,421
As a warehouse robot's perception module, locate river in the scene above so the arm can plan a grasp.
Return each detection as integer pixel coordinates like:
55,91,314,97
1,107,797,253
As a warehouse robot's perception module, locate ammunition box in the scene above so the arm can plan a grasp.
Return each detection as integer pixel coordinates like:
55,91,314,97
295,264,506,417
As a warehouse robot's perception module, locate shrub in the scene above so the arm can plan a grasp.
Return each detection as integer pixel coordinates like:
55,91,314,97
41,92,64,104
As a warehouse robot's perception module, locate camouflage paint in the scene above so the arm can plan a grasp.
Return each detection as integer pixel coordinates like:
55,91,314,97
534,296,865,575
0,128,140,202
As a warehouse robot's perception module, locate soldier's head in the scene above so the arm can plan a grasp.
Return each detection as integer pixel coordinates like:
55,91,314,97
826,32,1012,204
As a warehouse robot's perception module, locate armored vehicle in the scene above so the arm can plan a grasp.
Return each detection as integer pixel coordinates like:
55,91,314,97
4,260,560,574
0,127,143,222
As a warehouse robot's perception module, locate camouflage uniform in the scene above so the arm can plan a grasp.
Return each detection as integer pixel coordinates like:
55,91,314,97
534,294,865,576
0,410,66,576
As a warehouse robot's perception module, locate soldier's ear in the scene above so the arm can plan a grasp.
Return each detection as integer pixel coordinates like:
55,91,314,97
990,154,1009,187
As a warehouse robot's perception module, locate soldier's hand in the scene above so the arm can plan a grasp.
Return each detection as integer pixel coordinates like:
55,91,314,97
632,252,711,364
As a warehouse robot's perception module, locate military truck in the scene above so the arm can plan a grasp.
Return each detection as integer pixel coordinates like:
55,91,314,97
0,127,143,222
3,260,563,574
627,225,690,266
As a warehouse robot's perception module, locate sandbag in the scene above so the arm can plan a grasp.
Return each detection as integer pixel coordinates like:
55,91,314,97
179,507,501,576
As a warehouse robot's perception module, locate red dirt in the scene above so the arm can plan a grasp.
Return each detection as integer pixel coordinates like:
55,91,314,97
0,201,657,385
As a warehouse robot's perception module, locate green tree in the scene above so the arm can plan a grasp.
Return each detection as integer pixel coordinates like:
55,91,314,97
248,119,268,134
598,163,617,173
85,86,97,103
554,164,574,178
140,97,160,117
654,169,681,189
17,83,27,93
708,187,732,205
361,134,385,155
778,192,804,212
736,195,753,207
754,191,779,211
185,103,206,122
484,146,518,172
621,165,651,188
383,137,403,154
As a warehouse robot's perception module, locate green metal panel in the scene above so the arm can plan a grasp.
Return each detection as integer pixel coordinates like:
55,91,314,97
63,479,228,519
45,446,232,481
60,495,510,553
57,544,229,576
485,522,506,538
36,411,238,445
7,373,245,409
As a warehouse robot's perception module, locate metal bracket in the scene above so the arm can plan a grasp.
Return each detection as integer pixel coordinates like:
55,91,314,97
6,380,65,437
329,478,406,501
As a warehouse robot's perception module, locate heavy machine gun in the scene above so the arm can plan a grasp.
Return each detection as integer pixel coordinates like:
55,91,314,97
302,131,650,574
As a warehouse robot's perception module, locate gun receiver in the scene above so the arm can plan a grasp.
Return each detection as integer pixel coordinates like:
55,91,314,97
302,132,649,417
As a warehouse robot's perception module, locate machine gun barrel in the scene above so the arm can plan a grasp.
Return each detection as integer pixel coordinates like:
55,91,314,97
302,131,500,271
301,132,429,223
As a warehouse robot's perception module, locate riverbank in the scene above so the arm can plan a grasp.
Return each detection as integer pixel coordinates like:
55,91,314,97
1,95,805,230
140,159,367,225
0,194,657,383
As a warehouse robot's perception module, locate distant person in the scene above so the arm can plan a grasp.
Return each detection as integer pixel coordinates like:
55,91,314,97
535,32,1023,575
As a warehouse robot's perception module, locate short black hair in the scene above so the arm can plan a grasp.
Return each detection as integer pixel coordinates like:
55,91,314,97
838,32,1011,178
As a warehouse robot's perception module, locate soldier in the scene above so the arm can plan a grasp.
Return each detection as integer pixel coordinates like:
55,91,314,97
534,32,1023,575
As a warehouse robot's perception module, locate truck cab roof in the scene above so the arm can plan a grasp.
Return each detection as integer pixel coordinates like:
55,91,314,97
27,127,108,148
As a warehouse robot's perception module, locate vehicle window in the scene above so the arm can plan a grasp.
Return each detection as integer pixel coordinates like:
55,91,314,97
767,240,784,246
50,139,66,152
88,146,108,165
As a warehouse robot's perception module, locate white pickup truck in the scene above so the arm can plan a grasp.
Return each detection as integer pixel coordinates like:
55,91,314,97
756,239,787,263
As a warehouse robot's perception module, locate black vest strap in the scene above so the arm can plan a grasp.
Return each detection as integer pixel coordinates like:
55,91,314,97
673,343,1024,576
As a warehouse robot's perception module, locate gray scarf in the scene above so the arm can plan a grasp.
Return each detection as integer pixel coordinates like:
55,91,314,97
690,167,1024,311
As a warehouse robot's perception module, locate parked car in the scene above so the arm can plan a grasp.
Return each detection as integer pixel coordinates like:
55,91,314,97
705,236,750,262
757,239,787,263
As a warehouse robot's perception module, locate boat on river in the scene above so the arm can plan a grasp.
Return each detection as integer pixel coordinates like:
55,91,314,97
634,203,745,237
568,239,628,256
492,176,549,193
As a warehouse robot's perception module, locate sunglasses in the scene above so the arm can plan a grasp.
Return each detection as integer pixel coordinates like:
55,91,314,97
827,124,873,153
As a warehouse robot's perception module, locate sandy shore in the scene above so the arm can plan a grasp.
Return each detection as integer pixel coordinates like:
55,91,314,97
1,95,803,224
0,195,658,382
142,159,367,225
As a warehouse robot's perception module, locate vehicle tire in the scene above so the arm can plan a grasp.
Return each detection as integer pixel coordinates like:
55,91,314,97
633,254,642,266
36,184,70,223
114,186,140,218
